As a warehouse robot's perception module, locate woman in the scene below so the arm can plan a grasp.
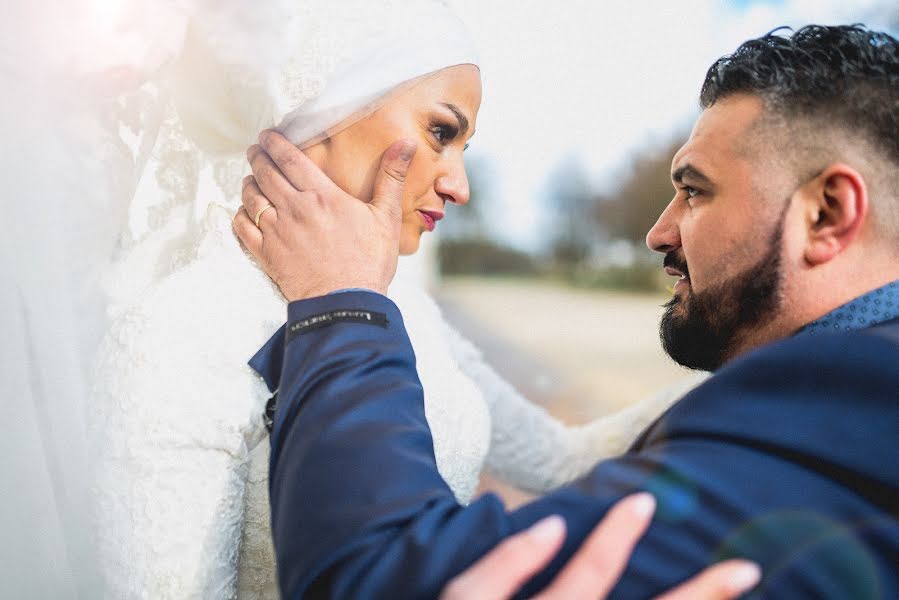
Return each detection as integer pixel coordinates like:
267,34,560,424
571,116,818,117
91,1,700,598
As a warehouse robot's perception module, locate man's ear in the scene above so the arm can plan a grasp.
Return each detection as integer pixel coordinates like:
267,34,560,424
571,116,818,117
801,163,868,266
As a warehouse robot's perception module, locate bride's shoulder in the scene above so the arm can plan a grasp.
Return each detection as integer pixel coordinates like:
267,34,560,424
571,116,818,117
105,212,284,347
93,210,283,432
90,212,273,421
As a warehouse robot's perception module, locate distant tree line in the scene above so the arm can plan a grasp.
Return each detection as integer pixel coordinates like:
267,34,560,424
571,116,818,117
439,135,687,292
438,154,540,276
593,137,685,246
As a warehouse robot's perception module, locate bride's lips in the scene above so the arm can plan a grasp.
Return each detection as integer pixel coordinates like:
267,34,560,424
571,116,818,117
417,209,444,232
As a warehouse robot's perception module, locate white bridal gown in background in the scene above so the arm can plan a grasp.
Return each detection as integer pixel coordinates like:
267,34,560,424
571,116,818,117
91,196,702,599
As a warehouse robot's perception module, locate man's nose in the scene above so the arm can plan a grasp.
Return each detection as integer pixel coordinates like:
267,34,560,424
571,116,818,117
645,198,682,254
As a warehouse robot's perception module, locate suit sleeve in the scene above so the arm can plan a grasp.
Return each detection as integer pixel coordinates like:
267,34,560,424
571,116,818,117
268,291,899,599
269,292,623,598
268,292,722,599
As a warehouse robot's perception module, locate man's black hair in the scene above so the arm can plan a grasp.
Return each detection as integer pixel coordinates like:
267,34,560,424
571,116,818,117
700,24,899,166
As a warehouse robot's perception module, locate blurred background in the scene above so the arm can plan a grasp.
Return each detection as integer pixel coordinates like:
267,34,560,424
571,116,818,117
400,1,899,493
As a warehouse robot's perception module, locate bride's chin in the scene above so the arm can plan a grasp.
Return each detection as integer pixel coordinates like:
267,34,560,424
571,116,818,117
398,229,423,256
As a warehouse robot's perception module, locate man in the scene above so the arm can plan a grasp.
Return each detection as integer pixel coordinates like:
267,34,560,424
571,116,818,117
234,25,899,598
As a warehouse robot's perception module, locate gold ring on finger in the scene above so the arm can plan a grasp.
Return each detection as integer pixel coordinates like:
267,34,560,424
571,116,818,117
254,203,275,228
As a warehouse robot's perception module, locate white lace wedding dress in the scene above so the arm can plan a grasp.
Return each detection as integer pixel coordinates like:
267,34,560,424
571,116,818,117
91,198,702,598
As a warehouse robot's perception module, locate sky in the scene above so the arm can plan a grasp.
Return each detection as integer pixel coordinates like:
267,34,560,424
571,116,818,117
445,0,897,251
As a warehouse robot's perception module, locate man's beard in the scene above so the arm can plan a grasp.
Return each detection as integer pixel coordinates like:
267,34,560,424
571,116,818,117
659,216,786,372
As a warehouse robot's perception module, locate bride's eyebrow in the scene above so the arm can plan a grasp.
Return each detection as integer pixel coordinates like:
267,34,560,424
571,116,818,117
439,102,469,135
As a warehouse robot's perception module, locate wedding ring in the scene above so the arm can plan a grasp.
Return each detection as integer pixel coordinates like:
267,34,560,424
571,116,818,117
254,203,274,228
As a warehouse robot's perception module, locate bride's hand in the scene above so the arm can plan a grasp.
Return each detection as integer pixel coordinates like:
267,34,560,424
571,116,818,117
440,494,761,600
233,131,417,301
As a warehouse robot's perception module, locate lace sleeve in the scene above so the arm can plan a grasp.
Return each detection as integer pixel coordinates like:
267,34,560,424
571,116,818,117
443,323,707,493
90,261,270,599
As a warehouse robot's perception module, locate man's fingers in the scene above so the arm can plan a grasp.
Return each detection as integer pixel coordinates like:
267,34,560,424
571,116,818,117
242,176,279,230
258,130,340,194
535,493,656,599
232,207,263,258
440,516,566,600
370,140,417,220
654,560,761,600
247,145,297,211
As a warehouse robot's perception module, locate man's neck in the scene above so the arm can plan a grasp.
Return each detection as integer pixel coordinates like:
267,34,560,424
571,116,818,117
724,271,899,364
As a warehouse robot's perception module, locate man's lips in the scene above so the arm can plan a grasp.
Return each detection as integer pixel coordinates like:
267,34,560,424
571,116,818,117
664,266,690,293
665,266,686,279
417,210,444,232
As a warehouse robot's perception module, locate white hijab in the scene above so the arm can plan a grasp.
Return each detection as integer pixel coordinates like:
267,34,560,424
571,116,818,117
172,0,480,153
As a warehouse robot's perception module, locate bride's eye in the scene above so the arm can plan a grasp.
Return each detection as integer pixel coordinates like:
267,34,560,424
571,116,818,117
430,122,458,145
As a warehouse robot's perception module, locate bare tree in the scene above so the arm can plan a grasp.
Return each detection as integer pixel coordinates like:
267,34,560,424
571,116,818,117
542,156,599,266
594,136,686,246
439,154,538,275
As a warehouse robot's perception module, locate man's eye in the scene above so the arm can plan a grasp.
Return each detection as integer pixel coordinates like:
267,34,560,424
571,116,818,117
682,186,700,200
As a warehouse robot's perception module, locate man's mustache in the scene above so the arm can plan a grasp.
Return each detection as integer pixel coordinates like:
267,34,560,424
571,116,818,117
664,251,690,279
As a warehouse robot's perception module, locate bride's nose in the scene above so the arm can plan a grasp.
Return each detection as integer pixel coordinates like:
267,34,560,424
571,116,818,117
435,162,470,206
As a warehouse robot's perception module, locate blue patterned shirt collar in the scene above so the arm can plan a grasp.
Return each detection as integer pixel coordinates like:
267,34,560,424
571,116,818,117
798,279,899,336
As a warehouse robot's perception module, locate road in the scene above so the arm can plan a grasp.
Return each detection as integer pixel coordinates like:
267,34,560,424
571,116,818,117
436,277,694,424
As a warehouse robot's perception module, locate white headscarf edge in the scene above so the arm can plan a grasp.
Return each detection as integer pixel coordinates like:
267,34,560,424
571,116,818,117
172,0,479,155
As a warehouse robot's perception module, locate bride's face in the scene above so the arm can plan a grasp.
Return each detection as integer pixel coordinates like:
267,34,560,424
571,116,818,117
307,64,481,255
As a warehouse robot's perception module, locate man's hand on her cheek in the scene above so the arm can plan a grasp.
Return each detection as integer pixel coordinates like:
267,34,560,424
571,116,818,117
232,131,417,301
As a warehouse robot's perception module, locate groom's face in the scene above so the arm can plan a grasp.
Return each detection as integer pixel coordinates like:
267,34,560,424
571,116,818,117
646,94,797,371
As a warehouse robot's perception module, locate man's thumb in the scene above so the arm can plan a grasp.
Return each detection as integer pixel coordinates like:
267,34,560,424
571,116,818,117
371,140,417,217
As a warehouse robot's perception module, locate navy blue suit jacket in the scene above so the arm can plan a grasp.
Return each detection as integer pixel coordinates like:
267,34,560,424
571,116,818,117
258,292,899,599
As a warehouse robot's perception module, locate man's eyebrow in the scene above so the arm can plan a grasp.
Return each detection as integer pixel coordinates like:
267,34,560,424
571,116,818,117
672,164,713,186
440,102,469,134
